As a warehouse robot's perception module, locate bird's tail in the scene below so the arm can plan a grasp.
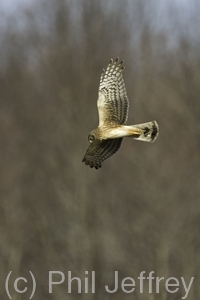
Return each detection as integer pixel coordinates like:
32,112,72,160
131,120,159,142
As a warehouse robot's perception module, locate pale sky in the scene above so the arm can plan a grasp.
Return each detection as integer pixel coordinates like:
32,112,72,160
0,0,194,16
0,0,199,50
0,0,37,15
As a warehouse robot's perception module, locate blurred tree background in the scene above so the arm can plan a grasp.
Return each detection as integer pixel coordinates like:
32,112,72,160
1,0,200,299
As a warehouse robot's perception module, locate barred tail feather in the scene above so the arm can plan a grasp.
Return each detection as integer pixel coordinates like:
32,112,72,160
132,120,159,142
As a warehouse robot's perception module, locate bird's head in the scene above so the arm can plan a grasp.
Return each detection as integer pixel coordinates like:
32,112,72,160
88,129,99,144
88,133,96,144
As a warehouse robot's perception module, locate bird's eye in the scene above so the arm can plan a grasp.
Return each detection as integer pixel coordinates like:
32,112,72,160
88,134,95,144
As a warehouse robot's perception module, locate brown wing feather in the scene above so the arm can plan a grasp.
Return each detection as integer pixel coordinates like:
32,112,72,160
98,58,129,125
82,138,123,169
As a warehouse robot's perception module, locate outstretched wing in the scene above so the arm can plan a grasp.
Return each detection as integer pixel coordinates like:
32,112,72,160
97,58,129,126
82,138,123,169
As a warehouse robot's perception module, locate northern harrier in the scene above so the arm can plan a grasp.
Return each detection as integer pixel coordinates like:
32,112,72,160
82,58,159,169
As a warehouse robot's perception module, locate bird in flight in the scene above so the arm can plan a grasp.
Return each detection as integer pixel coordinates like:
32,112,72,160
82,58,159,169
